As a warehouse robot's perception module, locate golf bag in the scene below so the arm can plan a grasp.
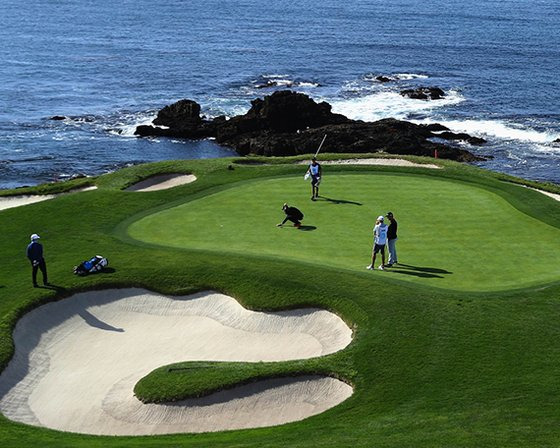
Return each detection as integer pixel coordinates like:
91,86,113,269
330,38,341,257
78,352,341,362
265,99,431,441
73,255,108,276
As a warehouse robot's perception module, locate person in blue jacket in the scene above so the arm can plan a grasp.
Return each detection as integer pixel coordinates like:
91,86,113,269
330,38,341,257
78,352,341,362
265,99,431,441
26,233,48,287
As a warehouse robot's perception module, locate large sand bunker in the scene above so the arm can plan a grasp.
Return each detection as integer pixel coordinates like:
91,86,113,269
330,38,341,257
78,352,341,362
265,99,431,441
126,174,197,192
0,186,97,212
0,288,352,435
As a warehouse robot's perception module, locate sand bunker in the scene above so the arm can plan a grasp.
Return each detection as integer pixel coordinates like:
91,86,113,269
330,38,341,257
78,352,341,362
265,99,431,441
529,186,560,202
0,288,352,435
0,186,97,212
126,174,197,192
298,158,440,168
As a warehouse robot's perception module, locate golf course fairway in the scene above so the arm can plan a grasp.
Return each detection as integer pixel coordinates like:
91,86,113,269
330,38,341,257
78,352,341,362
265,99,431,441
0,156,559,447
128,173,560,291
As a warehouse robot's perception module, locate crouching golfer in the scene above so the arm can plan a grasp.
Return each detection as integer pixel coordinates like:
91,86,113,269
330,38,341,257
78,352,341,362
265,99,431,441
27,233,48,287
277,203,304,228
367,216,388,271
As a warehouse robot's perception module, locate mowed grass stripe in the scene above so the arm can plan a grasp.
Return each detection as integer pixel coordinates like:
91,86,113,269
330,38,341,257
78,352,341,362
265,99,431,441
128,173,560,291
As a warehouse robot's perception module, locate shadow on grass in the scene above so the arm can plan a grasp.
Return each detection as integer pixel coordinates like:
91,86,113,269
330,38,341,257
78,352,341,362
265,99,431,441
79,309,124,332
396,263,452,274
386,269,444,279
37,283,67,292
385,263,452,279
318,196,362,206
298,225,317,231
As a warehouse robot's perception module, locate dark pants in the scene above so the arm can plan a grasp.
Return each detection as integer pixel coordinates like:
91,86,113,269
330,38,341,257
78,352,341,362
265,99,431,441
311,175,320,198
286,215,301,226
31,259,48,286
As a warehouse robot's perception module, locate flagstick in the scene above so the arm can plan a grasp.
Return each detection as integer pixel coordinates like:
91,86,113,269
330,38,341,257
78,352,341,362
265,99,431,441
314,134,327,158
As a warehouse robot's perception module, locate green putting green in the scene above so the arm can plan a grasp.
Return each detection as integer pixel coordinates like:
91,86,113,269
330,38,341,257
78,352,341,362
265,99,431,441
128,173,560,291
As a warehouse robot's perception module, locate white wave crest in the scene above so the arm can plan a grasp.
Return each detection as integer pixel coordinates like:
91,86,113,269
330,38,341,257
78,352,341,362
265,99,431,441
394,73,429,80
117,114,157,137
436,119,559,144
329,90,464,122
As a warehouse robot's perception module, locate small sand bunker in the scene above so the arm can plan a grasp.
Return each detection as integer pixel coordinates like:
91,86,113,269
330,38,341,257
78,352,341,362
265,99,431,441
298,158,440,168
528,186,560,202
0,288,352,435
126,174,197,192
0,186,97,212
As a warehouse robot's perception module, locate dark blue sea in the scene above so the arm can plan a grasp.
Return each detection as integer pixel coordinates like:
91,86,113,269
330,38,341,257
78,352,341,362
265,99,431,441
1,0,559,189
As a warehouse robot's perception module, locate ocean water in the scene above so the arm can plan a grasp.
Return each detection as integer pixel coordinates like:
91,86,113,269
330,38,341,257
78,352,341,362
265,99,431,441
1,0,559,189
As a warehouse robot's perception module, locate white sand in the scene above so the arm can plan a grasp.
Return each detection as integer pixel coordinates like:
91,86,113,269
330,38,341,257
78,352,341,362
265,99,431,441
126,174,197,192
298,158,440,168
0,186,97,212
0,288,353,435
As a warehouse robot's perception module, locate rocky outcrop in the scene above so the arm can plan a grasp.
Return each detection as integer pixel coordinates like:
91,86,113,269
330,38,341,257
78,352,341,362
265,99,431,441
375,75,393,83
400,87,446,100
135,90,486,162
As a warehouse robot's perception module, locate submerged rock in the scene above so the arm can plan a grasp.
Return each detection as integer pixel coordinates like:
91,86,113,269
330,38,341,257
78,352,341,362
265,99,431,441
135,90,486,162
375,75,394,83
400,87,446,100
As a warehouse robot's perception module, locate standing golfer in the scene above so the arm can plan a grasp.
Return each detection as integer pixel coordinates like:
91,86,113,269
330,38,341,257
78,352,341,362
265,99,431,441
386,211,398,266
367,216,388,270
305,157,322,201
27,233,48,287
277,203,304,228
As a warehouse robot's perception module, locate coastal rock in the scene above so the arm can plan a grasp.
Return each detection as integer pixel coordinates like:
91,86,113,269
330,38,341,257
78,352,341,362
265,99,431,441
153,99,202,128
421,123,450,132
375,75,393,83
50,115,67,120
135,90,485,162
437,131,487,145
400,87,446,100
553,138,560,143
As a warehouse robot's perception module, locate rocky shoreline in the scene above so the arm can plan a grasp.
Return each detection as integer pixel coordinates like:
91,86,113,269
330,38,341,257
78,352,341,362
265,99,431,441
135,90,487,162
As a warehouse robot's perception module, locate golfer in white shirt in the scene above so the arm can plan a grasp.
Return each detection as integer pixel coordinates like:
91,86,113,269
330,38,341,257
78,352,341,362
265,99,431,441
367,216,388,271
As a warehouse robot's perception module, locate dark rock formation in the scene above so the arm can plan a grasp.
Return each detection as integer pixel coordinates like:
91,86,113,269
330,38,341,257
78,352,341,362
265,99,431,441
436,131,487,146
400,87,446,100
553,138,560,143
50,115,67,120
421,123,449,132
375,75,393,83
153,99,202,128
135,90,486,162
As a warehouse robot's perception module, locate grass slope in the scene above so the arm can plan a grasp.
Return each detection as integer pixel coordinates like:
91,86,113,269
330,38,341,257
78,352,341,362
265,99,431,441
0,156,559,447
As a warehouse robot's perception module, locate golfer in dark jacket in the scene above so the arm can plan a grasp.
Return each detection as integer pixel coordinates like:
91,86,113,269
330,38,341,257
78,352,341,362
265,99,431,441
27,233,48,287
386,212,398,266
277,203,304,228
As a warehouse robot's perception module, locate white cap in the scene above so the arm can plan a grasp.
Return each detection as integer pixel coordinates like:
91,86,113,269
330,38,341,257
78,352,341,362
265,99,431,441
30,233,40,241
377,216,384,221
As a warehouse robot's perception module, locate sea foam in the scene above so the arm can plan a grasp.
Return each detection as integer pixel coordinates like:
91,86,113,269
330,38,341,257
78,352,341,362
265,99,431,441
329,90,465,122
435,119,558,144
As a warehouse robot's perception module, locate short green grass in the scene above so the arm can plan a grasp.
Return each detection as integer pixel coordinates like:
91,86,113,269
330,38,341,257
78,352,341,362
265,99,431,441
127,173,560,291
0,155,559,447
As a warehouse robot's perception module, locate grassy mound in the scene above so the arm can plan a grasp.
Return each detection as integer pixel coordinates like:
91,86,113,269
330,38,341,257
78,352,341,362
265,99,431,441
0,155,559,447
134,360,348,404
